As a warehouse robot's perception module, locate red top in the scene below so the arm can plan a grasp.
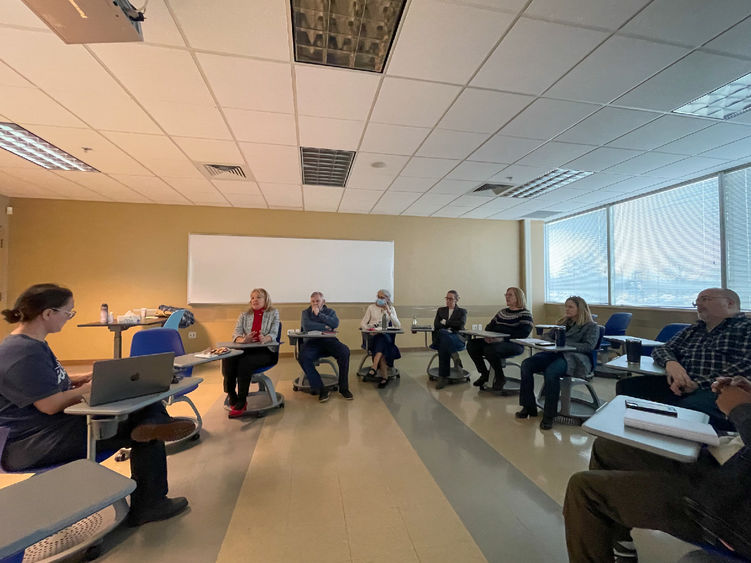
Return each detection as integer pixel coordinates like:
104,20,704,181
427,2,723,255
251,308,263,337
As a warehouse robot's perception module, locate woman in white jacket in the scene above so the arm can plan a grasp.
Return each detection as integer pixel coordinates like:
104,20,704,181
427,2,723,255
360,289,401,388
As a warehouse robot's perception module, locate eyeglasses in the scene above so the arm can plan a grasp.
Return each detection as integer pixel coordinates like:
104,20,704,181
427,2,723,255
52,308,77,318
692,295,725,307
445,297,456,301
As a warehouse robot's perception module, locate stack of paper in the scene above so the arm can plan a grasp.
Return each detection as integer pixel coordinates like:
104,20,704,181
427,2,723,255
624,409,720,445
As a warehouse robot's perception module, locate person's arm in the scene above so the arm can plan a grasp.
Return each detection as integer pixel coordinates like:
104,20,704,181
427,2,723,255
715,385,751,444
569,322,599,353
446,308,466,331
361,306,374,329
261,309,280,344
433,309,442,332
317,306,339,330
232,313,246,341
652,326,702,395
68,372,92,387
507,311,534,339
34,383,92,415
388,306,401,329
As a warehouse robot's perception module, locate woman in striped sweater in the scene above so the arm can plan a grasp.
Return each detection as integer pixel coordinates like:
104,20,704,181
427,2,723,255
467,287,534,395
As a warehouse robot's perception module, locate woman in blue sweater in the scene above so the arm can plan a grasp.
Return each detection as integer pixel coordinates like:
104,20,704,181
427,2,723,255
517,295,599,430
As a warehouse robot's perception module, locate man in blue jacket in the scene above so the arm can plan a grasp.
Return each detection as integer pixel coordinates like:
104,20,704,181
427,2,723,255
300,292,352,403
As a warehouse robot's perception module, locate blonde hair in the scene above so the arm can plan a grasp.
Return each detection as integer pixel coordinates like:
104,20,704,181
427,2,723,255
558,295,593,326
248,288,275,312
507,287,527,310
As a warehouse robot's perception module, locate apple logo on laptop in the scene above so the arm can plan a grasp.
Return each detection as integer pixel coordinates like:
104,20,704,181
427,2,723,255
130,372,141,382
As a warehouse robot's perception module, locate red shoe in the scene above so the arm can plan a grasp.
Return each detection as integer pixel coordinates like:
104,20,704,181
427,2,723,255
228,402,247,418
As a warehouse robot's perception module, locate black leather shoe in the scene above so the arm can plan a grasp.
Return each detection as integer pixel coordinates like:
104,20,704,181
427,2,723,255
318,388,330,403
473,375,489,387
128,496,189,526
435,377,448,390
515,406,538,419
539,418,554,430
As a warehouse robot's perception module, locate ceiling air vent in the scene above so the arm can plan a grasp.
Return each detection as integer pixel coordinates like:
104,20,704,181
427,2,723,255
200,163,248,181
300,147,355,187
473,183,516,196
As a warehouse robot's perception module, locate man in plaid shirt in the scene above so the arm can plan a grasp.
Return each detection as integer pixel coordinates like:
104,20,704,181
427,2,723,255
616,288,751,430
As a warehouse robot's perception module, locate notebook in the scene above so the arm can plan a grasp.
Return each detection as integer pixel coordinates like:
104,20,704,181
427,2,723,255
84,352,175,406
623,408,720,446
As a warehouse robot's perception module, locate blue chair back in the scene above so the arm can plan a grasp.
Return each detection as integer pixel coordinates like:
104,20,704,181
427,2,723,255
642,322,691,356
603,313,632,336
590,325,605,369
163,309,186,330
130,327,191,377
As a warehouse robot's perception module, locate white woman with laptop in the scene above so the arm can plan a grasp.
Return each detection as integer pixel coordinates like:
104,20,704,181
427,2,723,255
0,283,193,526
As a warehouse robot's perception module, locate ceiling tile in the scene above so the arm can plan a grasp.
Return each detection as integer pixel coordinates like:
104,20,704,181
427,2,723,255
416,129,490,159
347,153,408,189
360,123,430,155
428,178,479,195
401,157,460,178
645,156,726,179
704,18,751,57
163,176,217,194
0,2,49,27
198,54,294,113
516,141,595,168
615,51,751,112
621,0,751,47
447,161,506,181
603,151,685,175
0,61,33,88
53,171,141,201
109,174,190,203
370,77,461,127
655,124,751,155
296,65,380,121
563,173,624,191
102,131,201,178
489,163,549,185
170,0,289,60
525,0,651,29
501,98,598,140
371,191,422,214
389,176,437,192
338,189,383,213
468,134,541,164
211,179,261,196
701,136,751,160
565,147,643,171
298,116,364,151
172,138,243,164
142,100,232,138
404,193,457,215
140,0,185,47
259,183,303,208
439,89,533,134
240,143,300,184
303,185,344,211
556,107,659,145
471,18,608,95
387,0,513,84
224,108,297,145
0,85,86,128
547,36,688,104
607,115,713,150
226,193,267,208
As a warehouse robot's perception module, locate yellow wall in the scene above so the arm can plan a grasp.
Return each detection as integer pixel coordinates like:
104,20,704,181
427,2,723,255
5,198,522,360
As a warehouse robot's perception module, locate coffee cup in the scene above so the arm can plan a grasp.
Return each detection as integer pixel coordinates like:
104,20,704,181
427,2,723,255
626,339,642,363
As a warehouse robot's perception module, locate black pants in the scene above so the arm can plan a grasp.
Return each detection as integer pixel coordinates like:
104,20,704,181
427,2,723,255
299,338,350,391
616,375,734,431
222,348,278,404
2,402,170,514
466,339,523,387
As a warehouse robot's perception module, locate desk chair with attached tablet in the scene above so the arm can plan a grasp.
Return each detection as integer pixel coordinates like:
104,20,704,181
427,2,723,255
130,328,201,443
536,325,604,423
641,323,691,357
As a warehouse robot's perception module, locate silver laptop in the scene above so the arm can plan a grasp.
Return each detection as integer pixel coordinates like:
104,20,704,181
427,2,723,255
85,352,175,406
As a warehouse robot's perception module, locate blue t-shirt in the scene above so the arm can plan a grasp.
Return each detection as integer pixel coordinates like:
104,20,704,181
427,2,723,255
0,333,72,441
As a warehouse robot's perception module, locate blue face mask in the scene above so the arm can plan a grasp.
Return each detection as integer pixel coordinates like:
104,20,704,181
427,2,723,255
376,298,387,307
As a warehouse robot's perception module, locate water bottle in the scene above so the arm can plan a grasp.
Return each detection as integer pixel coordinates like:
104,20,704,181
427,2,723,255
412,316,418,327
100,303,109,324
381,312,389,330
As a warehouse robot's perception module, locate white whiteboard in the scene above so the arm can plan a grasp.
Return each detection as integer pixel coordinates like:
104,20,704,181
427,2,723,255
187,234,394,304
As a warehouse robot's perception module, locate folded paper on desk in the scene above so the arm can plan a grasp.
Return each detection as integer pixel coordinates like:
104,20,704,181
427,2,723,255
516,338,554,346
624,409,720,446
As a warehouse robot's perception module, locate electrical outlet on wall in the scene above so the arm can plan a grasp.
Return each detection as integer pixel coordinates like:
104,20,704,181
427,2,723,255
188,331,197,339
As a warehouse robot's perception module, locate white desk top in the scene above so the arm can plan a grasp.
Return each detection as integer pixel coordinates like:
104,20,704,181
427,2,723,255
65,378,203,417
605,335,664,347
360,327,404,334
606,355,666,376
583,395,709,462
410,325,433,333
511,338,576,352
287,330,339,340
0,460,135,559
218,341,282,349
535,324,565,329
174,349,242,369
460,329,510,339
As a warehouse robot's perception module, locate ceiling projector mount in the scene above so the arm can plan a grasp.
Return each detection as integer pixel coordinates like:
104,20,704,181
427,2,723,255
22,0,145,44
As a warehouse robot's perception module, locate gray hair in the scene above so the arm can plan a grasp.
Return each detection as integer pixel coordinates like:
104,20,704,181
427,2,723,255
310,291,324,299
378,288,392,305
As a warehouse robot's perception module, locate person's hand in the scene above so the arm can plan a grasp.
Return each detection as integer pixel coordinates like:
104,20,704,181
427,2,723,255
440,319,447,325
240,333,254,344
260,334,272,344
712,376,751,394
665,361,698,396
70,372,92,387
77,381,92,398
312,305,320,315
715,384,751,415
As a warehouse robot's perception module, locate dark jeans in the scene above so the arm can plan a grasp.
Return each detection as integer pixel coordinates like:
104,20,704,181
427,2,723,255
564,437,712,562
2,402,170,514
519,352,567,419
616,376,734,431
222,347,278,404
467,338,523,388
436,330,465,379
299,338,350,391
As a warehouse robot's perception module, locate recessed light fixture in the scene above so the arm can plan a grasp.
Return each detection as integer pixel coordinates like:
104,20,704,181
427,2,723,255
300,147,356,187
291,0,407,72
0,123,97,171
673,72,751,120
480,169,592,199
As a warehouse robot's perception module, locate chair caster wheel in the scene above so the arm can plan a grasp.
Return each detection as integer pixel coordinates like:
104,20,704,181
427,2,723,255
84,544,101,560
190,433,200,441
293,386,299,392
256,412,265,418
428,376,436,381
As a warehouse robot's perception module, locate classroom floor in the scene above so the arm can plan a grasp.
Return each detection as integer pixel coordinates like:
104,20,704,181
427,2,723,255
1,351,697,562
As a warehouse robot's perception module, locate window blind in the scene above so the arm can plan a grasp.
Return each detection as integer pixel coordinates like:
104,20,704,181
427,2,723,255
724,168,751,308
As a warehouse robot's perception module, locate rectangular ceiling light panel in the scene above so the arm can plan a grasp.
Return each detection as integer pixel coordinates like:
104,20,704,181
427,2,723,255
500,168,592,198
0,123,97,171
301,147,355,186
673,72,751,120
291,0,407,72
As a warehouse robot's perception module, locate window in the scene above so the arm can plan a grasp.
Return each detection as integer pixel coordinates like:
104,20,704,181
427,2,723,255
611,178,721,307
545,209,609,304
724,168,751,308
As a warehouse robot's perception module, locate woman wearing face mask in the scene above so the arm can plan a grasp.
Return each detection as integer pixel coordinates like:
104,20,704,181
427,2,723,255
516,295,599,430
360,289,401,388
223,288,280,418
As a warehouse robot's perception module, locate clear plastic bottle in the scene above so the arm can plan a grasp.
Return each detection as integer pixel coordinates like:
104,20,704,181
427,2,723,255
412,315,418,327
100,303,109,324
381,312,388,330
